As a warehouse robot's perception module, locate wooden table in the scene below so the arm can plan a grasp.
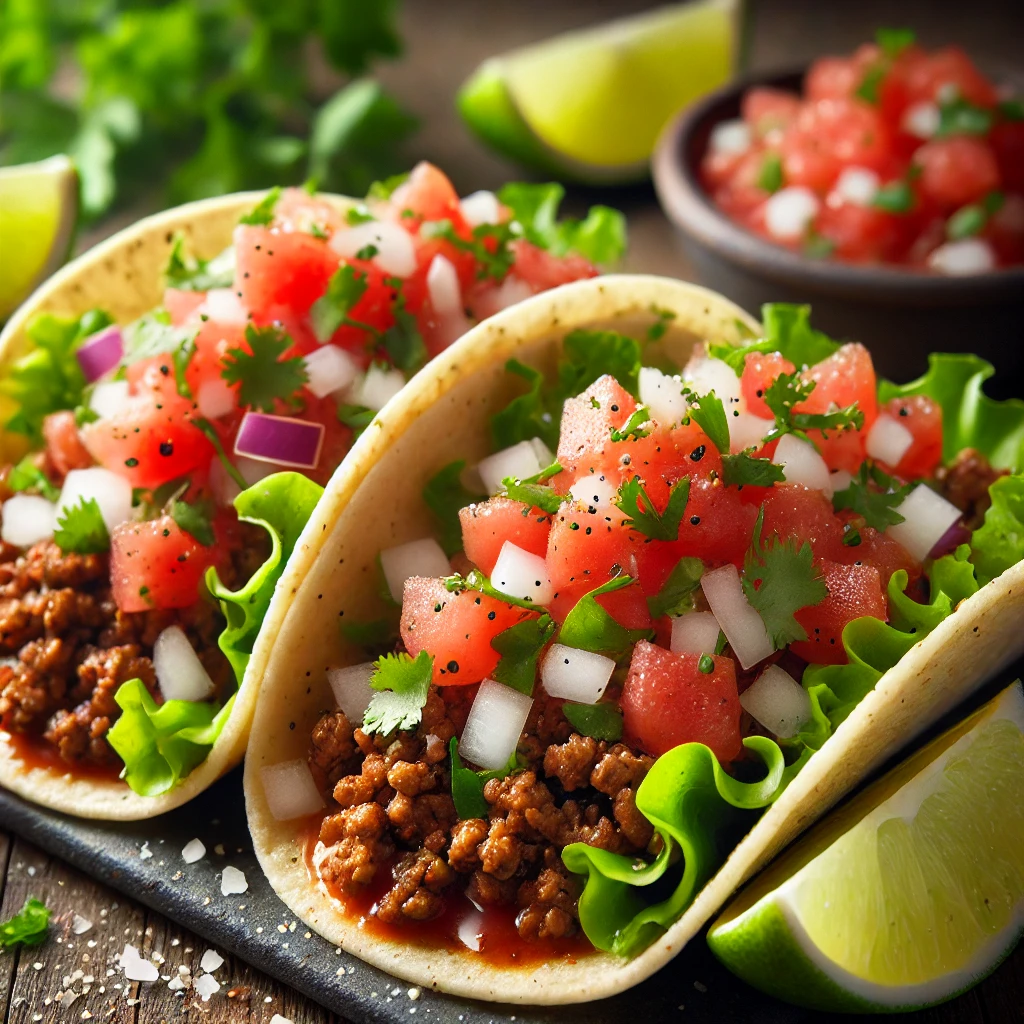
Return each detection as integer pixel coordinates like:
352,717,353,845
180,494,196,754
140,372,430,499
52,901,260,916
3,1,1022,1021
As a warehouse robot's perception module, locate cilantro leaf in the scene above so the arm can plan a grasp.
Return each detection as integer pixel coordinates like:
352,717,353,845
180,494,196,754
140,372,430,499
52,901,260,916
763,372,864,445
443,569,538,611
337,403,376,436
491,614,556,695
562,702,623,741
53,497,110,554
449,737,516,818
121,312,197,367
423,460,485,556
502,477,563,514
831,463,912,531
558,329,642,400
687,390,730,453
169,498,216,546
710,304,840,374
646,307,677,342
609,407,652,443
873,179,915,213
420,219,516,281
721,451,785,488
221,324,307,411
937,96,994,138
615,476,690,542
876,27,915,57
366,172,410,201
757,152,784,193
163,236,234,291
379,305,427,373
558,575,653,660
646,556,704,619
310,264,369,343
855,63,886,105
742,511,828,648
0,898,51,949
491,359,555,450
8,456,60,502
238,187,282,225
362,651,433,736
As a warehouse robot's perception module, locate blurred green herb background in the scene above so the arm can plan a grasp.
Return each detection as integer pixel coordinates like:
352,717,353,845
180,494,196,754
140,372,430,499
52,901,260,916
0,0,417,221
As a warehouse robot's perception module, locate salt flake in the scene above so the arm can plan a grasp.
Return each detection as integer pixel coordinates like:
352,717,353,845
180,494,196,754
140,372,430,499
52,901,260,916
117,945,158,983
138,842,153,861
182,838,206,864
194,974,220,1001
270,1016,295,1024
200,949,224,973
72,915,93,936
221,866,247,895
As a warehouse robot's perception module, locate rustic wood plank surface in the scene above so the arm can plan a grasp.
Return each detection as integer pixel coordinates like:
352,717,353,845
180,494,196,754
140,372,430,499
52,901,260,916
4,1,1023,1022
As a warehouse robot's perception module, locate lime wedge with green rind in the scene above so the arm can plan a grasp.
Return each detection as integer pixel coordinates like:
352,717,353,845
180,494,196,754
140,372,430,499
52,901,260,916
458,0,740,183
0,155,79,322
707,681,1024,1012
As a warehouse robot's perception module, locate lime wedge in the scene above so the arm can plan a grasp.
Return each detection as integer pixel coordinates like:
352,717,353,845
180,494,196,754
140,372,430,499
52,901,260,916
708,681,1024,1012
0,155,79,321
458,0,741,183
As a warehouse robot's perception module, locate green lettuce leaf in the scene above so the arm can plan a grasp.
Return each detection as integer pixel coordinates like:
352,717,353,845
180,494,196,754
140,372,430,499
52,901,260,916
971,474,1024,586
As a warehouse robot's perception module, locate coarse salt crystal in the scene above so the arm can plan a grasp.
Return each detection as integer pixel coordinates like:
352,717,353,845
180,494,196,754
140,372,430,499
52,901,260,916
167,977,185,992
193,974,220,1001
270,1016,295,1024
408,987,421,1000
138,842,152,861
221,866,248,895
181,838,205,863
117,945,158,983
72,915,93,935
200,949,224,973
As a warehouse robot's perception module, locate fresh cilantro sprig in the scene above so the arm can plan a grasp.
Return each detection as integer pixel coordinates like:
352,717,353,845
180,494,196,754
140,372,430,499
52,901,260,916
54,498,110,554
647,557,703,619
163,236,234,291
558,575,653,660
609,407,652,443
721,451,785,488
562,702,623,741
122,313,198,367
8,456,60,502
449,737,517,818
169,498,216,546
502,478,563,514
238,187,282,225
221,324,308,411
762,372,865,446
0,898,51,949
378,303,427,373
491,614,556,695
687,390,731,453
832,463,913,531
443,569,538,611
615,476,690,542
423,461,485,556
310,264,369,343
362,651,433,736
420,219,516,281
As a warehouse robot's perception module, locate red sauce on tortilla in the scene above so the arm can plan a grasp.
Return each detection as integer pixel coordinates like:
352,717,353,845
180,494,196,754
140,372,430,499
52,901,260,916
301,822,594,967
1,730,125,784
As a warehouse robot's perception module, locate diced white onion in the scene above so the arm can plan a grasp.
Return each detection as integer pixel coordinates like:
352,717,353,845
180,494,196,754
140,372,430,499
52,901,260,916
569,474,616,508
701,563,773,669
709,118,752,156
459,190,501,227
477,439,546,495
58,467,134,534
540,644,615,703
639,367,689,427
830,469,853,493
203,288,248,326
491,541,554,605
670,611,721,655
354,364,405,411
886,484,963,561
459,678,532,770
380,538,451,603
530,437,555,468
471,274,533,318
89,380,132,420
196,378,236,420
1,495,56,547
865,414,914,466
430,308,474,350
729,411,774,453
153,625,215,702
260,760,325,821
927,238,996,275
209,458,241,506
902,101,940,139
772,434,833,495
739,664,811,739
329,220,417,278
834,166,880,206
426,254,463,315
328,662,376,722
238,455,279,486
683,356,743,408
303,346,359,399
764,186,820,240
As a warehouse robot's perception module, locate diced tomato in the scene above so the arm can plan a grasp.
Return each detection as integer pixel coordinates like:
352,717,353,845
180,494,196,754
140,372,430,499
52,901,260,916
835,518,919,588
711,148,774,219
790,560,886,665
400,576,534,686
666,420,723,479
387,162,467,230
674,477,759,567
595,580,652,631
816,200,907,263
987,193,1024,265
882,395,943,479
546,501,636,599
557,375,636,476
297,394,354,487
110,516,216,613
742,87,801,136
460,497,551,575
914,137,1001,209
621,641,742,762
42,411,92,476
989,121,1024,194
511,239,598,293
164,288,207,325
805,57,862,102
273,187,348,235
904,46,998,109
761,485,847,562
184,318,246,402
741,351,795,418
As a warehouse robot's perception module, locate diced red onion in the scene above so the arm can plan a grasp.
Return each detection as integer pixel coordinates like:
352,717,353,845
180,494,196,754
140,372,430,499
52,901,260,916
459,678,533,770
865,414,914,466
639,367,688,427
426,254,462,315
1,495,56,547
569,474,616,508
154,625,215,702
330,220,417,277
327,662,376,721
671,611,721,655
196,378,236,420
303,346,359,399
234,412,324,470
683,355,743,407
459,190,500,228
260,760,325,821
930,521,972,560
764,186,820,240
354,364,405,411
379,538,451,603
887,485,963,562
701,564,772,669
739,665,811,739
58,467,134,533
729,411,774,453
540,644,615,703
709,118,752,156
202,288,248,325
477,440,546,495
773,434,833,495
491,541,554,605
76,325,123,383
89,380,132,420
927,238,996,275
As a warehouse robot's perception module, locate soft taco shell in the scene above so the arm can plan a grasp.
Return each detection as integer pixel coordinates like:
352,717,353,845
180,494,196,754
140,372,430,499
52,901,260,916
0,192,353,820
243,272,1024,1002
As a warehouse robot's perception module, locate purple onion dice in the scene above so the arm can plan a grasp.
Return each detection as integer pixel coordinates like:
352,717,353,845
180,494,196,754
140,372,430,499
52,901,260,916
76,325,123,383
234,412,324,469
929,520,972,560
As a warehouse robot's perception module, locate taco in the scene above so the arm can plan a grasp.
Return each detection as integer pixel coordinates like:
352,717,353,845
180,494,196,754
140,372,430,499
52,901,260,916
244,274,1024,1003
0,165,621,819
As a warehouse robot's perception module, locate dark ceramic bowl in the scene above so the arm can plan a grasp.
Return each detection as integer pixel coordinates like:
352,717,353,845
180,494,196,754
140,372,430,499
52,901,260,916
653,70,1024,396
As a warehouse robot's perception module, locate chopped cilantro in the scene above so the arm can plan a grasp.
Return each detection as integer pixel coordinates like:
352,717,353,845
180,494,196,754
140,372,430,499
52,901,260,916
742,510,828,648
172,333,197,399
8,456,59,502
646,307,677,342
999,99,1024,121
0,898,50,949
803,230,836,260
309,264,369,343
221,324,307,411
615,476,690,542
855,63,886,106
337,402,376,437
558,329,642,400
502,477,563,514
169,498,216,546
121,312,198,366
491,614,556,695
687,390,731,453
443,568,538,611
721,451,786,488
238,187,281,226
609,406,652,443
562,701,623,741
763,372,864,445
757,152,784,193
876,27,915,57
558,575,653,660
646,556,703,619
194,418,247,490
379,305,427,373
362,651,433,736
163,236,234,291
423,460,485,556
947,203,986,240
346,205,376,225
937,97,994,138
54,497,110,554
366,173,409,201
698,653,715,674
491,360,554,450
449,737,516,818
872,179,915,214
308,223,329,240
355,243,378,259
832,462,912,531
420,219,516,282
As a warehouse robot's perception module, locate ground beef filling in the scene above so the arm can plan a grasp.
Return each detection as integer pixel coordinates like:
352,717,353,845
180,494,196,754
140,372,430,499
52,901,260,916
936,448,1008,531
310,691,655,943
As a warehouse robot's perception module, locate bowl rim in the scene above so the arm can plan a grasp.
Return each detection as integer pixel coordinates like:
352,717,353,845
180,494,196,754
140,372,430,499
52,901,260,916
652,66,1024,302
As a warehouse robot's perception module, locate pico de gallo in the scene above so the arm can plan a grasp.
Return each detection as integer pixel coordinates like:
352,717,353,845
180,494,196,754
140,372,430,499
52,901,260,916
0,164,625,797
701,29,1024,271
289,304,1024,959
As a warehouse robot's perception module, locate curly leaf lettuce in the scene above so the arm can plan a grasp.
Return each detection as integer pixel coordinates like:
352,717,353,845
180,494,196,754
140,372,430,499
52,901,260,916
971,474,1024,586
